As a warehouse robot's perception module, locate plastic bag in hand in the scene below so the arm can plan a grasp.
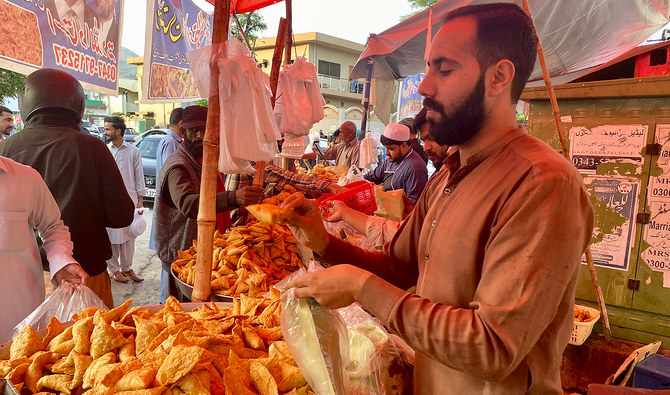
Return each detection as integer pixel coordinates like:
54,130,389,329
11,282,107,338
129,208,147,237
277,268,349,395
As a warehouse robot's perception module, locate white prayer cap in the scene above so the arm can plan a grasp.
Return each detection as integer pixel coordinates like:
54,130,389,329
383,123,410,141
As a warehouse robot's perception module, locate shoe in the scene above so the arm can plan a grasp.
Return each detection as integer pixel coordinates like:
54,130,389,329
122,270,144,282
111,271,129,283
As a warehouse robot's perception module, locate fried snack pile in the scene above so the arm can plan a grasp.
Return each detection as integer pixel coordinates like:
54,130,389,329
574,306,595,322
295,164,340,183
172,222,302,298
1,295,313,395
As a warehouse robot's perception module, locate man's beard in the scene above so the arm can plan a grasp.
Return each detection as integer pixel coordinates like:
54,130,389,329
424,74,486,146
185,139,203,158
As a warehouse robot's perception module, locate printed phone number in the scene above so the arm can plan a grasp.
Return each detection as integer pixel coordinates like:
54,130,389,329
52,44,116,82
647,259,670,270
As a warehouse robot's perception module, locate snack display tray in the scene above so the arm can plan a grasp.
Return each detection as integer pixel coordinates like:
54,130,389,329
171,268,234,302
0,302,232,359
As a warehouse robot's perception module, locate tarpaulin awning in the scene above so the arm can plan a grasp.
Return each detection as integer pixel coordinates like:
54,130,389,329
204,0,284,13
350,0,670,82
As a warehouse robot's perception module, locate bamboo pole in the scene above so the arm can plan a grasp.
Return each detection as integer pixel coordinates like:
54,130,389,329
192,0,231,302
521,0,612,341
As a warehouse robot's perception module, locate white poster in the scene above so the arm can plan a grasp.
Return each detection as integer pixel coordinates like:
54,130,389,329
569,125,648,171
583,176,640,271
648,125,670,201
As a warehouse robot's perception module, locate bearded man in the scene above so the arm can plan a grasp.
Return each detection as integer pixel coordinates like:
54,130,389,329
281,3,594,393
153,105,263,301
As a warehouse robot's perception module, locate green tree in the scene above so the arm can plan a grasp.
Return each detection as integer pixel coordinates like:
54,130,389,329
402,0,439,20
195,99,208,107
0,69,25,99
231,11,267,45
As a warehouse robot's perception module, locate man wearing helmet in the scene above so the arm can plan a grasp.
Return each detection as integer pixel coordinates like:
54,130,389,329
0,68,134,308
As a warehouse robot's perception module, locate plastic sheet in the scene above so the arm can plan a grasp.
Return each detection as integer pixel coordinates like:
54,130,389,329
11,283,107,338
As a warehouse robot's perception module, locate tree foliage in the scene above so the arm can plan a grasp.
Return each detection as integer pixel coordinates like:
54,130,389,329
231,11,267,45
401,0,440,20
195,99,208,107
0,69,25,99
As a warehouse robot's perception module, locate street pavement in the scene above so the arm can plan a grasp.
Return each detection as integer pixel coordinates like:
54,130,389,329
110,204,163,308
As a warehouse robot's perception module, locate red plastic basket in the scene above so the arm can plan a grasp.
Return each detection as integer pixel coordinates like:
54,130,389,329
317,181,377,215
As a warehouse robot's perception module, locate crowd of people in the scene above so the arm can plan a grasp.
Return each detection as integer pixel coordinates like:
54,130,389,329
0,3,596,393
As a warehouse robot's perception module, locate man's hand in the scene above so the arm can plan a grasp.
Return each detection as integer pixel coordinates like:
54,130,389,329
323,200,350,223
137,196,144,209
235,185,264,206
281,195,330,254
326,183,345,195
53,263,88,286
286,265,372,309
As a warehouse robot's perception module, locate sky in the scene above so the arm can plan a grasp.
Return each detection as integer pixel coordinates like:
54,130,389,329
122,0,416,56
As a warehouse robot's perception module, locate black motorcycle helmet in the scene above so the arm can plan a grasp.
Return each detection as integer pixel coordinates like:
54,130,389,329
20,68,85,124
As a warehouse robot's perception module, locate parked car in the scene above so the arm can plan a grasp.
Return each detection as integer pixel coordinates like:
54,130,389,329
134,128,168,145
136,134,162,202
81,120,98,134
123,127,139,144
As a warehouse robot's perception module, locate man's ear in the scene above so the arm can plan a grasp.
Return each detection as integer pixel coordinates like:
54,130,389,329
487,59,515,99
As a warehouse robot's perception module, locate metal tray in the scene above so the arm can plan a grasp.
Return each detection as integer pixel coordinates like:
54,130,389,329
171,268,233,302
1,379,20,395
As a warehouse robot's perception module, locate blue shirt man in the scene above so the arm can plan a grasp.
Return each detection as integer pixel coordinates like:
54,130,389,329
363,123,428,203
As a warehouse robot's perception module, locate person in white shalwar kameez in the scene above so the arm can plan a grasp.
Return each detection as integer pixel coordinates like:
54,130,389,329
0,156,88,343
103,116,146,283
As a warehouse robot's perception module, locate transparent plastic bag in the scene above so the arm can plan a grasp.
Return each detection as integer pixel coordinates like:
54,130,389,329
277,262,413,394
339,165,365,186
279,268,349,395
11,282,107,338
274,57,325,138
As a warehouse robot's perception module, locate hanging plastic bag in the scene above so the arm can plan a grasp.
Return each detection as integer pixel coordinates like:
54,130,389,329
279,268,349,395
187,39,280,174
129,208,147,237
359,132,378,169
11,282,107,338
274,57,326,137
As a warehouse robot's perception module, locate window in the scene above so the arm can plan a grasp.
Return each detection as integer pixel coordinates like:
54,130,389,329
318,60,341,78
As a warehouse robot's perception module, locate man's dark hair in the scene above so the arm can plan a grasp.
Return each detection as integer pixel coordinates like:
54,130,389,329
0,105,12,115
169,107,184,126
413,107,428,131
104,116,126,136
380,135,410,147
398,117,416,135
444,3,538,102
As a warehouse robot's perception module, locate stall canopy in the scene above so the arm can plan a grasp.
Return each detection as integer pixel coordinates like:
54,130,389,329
350,0,670,82
204,0,283,13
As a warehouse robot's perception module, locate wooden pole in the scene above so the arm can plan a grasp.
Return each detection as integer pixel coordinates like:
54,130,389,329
359,58,373,140
283,0,293,66
270,18,287,108
192,0,230,302
521,0,612,341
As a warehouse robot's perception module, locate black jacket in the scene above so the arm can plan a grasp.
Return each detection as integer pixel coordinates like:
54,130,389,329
409,138,429,164
0,113,134,276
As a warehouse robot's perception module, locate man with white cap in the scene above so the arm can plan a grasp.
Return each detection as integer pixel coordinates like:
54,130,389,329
363,123,428,203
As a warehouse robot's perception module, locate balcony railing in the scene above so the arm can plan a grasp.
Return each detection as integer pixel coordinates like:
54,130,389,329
317,74,364,94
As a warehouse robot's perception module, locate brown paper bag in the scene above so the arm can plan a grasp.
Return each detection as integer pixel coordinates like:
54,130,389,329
373,185,405,222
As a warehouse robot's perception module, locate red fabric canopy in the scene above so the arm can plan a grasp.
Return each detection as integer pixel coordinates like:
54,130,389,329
205,0,284,13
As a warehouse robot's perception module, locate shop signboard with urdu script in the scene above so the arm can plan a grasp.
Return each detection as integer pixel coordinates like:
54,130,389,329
143,0,213,103
0,0,123,96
